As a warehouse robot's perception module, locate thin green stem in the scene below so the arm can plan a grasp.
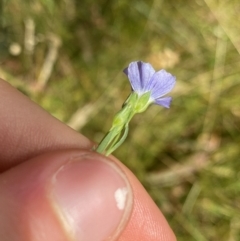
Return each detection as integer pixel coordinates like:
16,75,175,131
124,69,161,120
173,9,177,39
106,124,129,156
96,130,117,153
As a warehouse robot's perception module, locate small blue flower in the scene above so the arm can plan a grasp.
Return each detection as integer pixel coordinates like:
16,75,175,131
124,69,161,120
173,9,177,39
124,61,176,108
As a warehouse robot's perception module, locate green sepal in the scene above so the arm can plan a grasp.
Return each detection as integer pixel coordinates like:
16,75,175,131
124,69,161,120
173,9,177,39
135,91,151,113
105,124,129,156
111,92,138,127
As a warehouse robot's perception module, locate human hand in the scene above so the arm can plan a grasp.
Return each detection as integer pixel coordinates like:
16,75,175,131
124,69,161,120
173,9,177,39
0,79,176,241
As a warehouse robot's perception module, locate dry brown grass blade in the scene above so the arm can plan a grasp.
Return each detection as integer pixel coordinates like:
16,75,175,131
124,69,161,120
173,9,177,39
37,34,62,91
67,102,101,131
24,18,35,56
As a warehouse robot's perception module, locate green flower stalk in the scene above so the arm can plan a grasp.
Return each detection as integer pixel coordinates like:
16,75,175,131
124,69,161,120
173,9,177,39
96,61,176,156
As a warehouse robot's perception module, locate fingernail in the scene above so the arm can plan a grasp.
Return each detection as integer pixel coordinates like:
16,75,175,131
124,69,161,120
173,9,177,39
51,153,132,241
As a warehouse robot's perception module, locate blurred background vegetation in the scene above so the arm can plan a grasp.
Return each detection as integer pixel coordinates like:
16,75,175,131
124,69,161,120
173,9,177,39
1,0,240,240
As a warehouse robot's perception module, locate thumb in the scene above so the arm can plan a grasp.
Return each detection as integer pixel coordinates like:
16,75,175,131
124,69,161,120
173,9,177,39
0,150,133,241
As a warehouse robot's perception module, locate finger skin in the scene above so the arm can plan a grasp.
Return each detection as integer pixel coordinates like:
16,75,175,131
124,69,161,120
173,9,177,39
0,150,133,241
0,152,69,241
0,79,176,241
112,156,176,241
0,80,91,172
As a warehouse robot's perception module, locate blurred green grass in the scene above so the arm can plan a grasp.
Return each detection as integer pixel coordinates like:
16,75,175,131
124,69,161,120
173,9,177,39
1,0,240,240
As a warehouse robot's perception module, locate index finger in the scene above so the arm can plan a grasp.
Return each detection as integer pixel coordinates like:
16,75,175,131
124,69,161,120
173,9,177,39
0,79,91,172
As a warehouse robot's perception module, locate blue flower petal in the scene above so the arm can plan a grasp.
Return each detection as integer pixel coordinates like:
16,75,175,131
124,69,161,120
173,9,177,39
155,96,172,108
147,69,176,99
124,61,155,93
